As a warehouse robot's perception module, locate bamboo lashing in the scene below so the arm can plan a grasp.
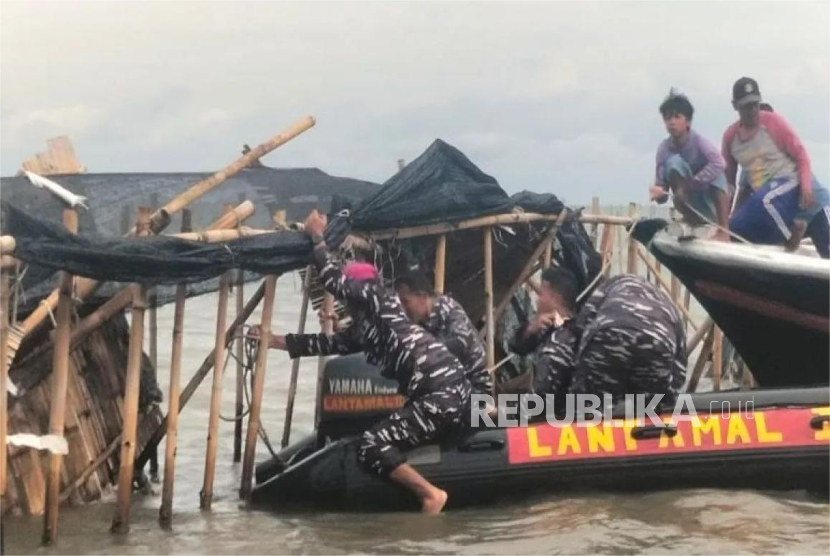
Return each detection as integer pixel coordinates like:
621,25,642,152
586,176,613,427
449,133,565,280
240,275,278,499
111,208,152,534
134,281,267,472
282,266,313,448
368,211,633,241
434,235,447,295
10,113,310,356
42,209,77,545
636,248,699,332
200,269,230,510
159,210,192,528
483,228,495,371
686,326,716,393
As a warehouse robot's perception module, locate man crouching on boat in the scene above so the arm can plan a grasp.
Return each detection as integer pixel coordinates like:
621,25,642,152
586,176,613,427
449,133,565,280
394,269,492,396
518,269,686,405
253,210,471,514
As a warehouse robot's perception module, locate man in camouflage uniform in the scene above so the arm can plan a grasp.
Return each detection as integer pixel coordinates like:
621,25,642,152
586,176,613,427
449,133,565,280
394,270,492,395
259,211,470,514
515,268,686,405
572,274,687,401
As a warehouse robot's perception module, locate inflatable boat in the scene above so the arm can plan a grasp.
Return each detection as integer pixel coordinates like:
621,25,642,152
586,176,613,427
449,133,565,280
252,354,830,511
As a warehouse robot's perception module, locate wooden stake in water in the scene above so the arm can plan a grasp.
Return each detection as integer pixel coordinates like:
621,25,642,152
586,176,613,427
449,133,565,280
233,193,247,463
0,269,8,504
111,209,152,534
43,209,78,545
314,292,334,427
282,267,312,448
159,209,192,529
712,327,723,392
240,275,278,499
200,268,231,510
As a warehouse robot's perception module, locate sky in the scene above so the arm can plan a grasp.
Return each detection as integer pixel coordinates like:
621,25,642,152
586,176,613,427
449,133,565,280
1,1,828,205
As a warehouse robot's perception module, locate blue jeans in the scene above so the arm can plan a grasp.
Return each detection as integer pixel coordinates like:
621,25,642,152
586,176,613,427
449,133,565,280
662,154,730,222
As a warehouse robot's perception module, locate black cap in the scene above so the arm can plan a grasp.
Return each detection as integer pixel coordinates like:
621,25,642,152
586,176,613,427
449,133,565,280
732,77,762,107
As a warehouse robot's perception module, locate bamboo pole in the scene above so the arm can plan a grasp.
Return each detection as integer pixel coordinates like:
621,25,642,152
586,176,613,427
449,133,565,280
367,211,633,241
0,269,9,503
434,235,447,295
627,203,638,275
686,327,715,393
590,196,600,247
543,242,552,269
233,282,245,462
281,266,313,448
10,202,257,372
135,282,267,472
200,269,231,510
240,275,278,499
712,327,723,392
492,219,563,323
174,227,271,243
0,236,15,255
598,220,615,278
12,112,305,348
671,274,681,305
147,199,160,485
686,317,714,356
159,210,192,529
637,249,699,332
616,207,624,275
683,288,692,333
111,209,152,534
43,209,78,545
314,293,334,426
483,228,495,371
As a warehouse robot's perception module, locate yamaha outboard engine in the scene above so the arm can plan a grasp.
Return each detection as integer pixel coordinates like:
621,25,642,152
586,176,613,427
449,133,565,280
317,353,403,441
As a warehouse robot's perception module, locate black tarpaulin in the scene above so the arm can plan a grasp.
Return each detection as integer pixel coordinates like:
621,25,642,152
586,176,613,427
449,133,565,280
2,202,349,285
351,139,514,230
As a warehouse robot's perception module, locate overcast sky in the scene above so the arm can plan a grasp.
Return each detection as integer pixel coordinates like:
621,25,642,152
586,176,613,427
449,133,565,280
2,1,828,205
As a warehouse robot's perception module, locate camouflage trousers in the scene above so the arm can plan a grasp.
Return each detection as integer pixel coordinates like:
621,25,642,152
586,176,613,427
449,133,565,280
358,381,470,476
571,325,686,403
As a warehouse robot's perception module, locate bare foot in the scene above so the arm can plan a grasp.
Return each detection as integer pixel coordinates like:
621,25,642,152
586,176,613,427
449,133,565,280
421,488,448,514
713,230,730,242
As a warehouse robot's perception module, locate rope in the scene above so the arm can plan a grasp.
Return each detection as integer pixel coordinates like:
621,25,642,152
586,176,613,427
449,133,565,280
217,325,282,462
666,191,752,244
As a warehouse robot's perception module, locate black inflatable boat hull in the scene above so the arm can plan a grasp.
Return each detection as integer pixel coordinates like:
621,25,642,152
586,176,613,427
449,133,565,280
252,388,830,511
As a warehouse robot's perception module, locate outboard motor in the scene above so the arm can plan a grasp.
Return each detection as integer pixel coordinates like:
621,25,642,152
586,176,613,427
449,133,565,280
317,353,403,441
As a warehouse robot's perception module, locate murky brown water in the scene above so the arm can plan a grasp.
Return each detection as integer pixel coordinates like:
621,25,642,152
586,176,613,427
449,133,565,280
4,277,829,554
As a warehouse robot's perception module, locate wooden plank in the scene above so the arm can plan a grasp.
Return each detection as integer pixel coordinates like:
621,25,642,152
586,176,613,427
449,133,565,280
240,276,278,499
43,208,77,545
